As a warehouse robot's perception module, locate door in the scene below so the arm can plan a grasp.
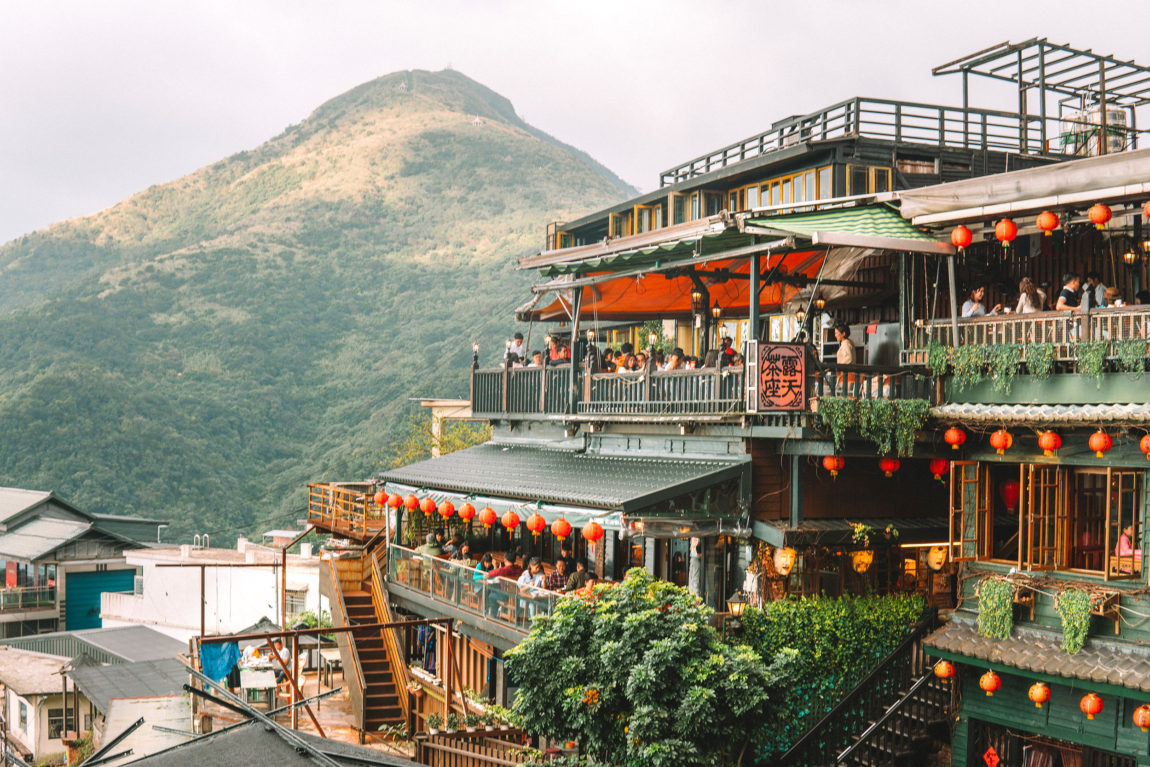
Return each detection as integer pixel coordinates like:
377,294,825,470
64,569,136,630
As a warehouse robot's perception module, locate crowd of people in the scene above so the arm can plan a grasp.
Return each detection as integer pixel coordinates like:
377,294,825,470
502,333,745,372
961,272,1150,317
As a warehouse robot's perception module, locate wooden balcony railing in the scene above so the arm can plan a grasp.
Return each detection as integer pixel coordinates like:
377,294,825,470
307,482,385,541
811,364,934,402
322,558,366,733
579,366,745,417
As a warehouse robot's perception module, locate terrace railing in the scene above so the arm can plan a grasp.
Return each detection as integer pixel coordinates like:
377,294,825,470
0,586,56,612
307,482,385,541
579,366,745,417
660,97,1074,186
812,364,933,402
471,366,570,418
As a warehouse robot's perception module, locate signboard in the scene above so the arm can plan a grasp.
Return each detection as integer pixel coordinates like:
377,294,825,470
982,746,1000,767
745,341,806,412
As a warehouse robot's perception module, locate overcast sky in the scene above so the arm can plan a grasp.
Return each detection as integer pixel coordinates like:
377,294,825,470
2,1,1147,244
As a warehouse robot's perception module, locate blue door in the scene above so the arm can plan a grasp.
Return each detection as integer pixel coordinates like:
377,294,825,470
65,570,135,630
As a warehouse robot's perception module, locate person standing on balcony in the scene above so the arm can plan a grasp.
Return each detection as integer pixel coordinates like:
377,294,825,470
961,286,1001,317
834,322,856,364
508,332,525,358
1055,273,1082,312
1085,271,1107,308
1015,277,1047,313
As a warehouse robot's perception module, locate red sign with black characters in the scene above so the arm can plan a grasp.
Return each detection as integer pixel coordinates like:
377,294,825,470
752,342,806,411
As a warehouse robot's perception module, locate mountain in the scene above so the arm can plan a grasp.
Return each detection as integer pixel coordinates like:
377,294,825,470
0,69,634,539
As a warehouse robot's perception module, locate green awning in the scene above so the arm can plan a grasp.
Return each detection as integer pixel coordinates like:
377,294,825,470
541,231,755,278
746,204,953,255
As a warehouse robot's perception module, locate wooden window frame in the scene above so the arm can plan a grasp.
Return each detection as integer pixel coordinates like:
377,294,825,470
1104,468,1142,582
949,461,990,561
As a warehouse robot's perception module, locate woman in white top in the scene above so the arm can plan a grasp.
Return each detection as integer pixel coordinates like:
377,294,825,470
834,322,855,365
1015,277,1047,314
961,286,1001,317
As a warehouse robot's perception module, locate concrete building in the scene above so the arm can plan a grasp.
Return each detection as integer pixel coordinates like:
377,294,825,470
0,646,92,764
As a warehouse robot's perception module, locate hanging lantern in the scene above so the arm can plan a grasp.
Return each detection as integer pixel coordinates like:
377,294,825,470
526,513,546,540
1140,434,1150,460
1133,704,1150,732
822,455,845,478
1038,430,1062,457
979,671,1002,696
458,503,476,523
1035,211,1059,236
850,549,874,573
500,510,521,531
1088,430,1112,459
1144,200,1150,221
929,459,950,481
990,429,1013,455
551,518,572,542
1028,682,1051,708
373,490,387,507
995,219,1018,248
419,497,437,517
404,494,419,511
933,660,956,684
944,427,966,451
878,457,900,478
1080,692,1104,720
437,500,455,521
999,479,1021,511
387,493,403,509
951,225,973,251
582,521,604,544
1088,203,1112,229
478,506,497,530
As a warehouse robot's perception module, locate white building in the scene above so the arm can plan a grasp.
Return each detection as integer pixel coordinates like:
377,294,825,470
0,646,92,764
100,537,327,642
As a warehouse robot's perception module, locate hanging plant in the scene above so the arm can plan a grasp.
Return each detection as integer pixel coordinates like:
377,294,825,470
1115,339,1147,378
851,522,875,548
1056,588,1092,655
817,397,857,454
953,345,985,391
894,399,931,457
927,341,950,377
986,344,1022,395
977,577,1014,640
858,399,895,455
1025,342,1055,380
1076,340,1109,387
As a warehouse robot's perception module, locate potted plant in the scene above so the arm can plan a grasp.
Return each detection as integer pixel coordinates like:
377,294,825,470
464,713,481,732
482,711,496,731
426,713,443,735
444,713,460,733
406,681,424,699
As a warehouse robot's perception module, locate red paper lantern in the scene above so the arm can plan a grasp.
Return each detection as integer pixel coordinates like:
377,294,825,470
979,670,1002,696
999,479,1021,511
1038,430,1062,458
501,510,520,531
944,427,966,451
1141,434,1150,460
1089,430,1112,459
582,521,604,544
878,457,900,478
995,219,1017,247
551,518,572,541
1028,682,1051,708
822,455,845,478
933,660,956,683
990,429,1013,455
526,513,546,540
1035,211,1059,236
1088,203,1112,229
403,494,419,511
1144,200,1150,221
951,225,973,250
373,490,387,507
438,500,455,520
387,493,403,509
458,503,476,522
1081,692,1104,720
929,459,950,481
419,497,437,517
478,507,497,530
1133,703,1150,732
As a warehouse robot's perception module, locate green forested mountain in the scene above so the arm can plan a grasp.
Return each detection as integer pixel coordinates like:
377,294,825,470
0,69,633,540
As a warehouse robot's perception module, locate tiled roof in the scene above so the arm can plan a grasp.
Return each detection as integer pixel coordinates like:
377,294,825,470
0,487,51,524
0,516,91,560
68,656,188,712
932,403,1150,424
926,612,1150,692
1,625,185,664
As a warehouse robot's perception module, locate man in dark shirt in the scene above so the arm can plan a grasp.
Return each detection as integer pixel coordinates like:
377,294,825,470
1055,273,1082,312
485,552,524,580
564,559,589,592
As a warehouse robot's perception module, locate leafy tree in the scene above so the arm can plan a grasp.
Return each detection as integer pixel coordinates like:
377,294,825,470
505,569,796,767
385,412,492,469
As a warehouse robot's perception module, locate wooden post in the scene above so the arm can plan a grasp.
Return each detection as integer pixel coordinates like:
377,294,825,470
444,620,453,722
291,633,300,730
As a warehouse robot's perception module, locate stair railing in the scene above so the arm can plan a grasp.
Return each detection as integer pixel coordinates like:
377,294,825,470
370,547,411,723
324,557,367,733
777,610,940,767
835,670,951,765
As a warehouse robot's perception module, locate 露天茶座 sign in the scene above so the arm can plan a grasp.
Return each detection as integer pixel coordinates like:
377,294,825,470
746,341,806,411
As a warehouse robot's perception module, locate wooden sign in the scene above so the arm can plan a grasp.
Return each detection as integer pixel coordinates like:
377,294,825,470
746,341,806,411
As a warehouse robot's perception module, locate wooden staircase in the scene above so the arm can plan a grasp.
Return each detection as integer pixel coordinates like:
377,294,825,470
343,588,406,731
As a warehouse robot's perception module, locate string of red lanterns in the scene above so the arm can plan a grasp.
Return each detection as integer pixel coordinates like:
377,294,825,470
878,457,900,478
946,665,1143,726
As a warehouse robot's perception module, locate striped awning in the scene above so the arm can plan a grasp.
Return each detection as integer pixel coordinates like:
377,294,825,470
745,204,953,255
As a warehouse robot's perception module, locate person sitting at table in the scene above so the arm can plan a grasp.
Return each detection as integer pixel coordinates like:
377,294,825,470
543,557,568,592
614,343,633,372
452,542,477,567
564,559,589,592
473,552,494,581
527,350,544,368
1015,277,1046,314
635,352,648,370
1055,273,1082,312
961,286,1001,317
517,558,545,592
486,552,524,580
271,639,291,683
416,532,445,557
444,534,464,557
1103,286,1125,307
663,348,685,371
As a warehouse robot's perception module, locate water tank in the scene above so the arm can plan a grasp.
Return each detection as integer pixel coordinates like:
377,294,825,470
1061,106,1128,156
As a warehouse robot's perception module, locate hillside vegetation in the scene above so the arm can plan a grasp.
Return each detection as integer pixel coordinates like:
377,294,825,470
0,69,632,539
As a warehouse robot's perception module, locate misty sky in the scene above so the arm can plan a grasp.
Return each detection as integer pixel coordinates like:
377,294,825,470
2,1,1147,244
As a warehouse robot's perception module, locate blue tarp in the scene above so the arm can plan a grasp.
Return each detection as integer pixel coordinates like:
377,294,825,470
201,641,240,683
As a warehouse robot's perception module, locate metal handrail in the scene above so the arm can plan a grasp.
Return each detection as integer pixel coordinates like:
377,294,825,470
0,585,56,611
325,558,366,732
370,549,411,722
835,673,934,764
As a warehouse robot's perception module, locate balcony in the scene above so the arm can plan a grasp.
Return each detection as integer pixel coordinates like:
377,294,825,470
0,585,55,613
306,482,385,542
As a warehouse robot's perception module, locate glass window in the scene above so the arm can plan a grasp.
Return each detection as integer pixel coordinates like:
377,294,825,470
690,193,701,221
286,589,307,616
48,708,75,740
873,168,891,193
817,167,832,199
746,186,760,209
673,194,687,225
849,166,869,195
781,179,791,204
18,700,27,732
803,171,815,201
770,183,780,206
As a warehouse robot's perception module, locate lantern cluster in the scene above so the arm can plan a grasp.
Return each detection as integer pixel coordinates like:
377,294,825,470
950,200,1123,254
953,668,1132,722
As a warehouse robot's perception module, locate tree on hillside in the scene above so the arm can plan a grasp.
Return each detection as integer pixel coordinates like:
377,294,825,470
505,569,797,767
385,412,492,469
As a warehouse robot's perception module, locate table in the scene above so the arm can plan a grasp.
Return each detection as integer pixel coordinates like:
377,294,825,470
240,669,277,707
320,649,342,688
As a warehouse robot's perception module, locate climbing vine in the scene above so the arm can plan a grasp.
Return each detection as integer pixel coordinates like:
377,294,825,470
986,344,1022,395
1055,588,1092,655
1077,340,1109,386
977,577,1014,640
817,398,932,458
894,399,931,457
817,397,857,454
1115,339,1147,378
927,341,949,377
858,399,895,455
953,345,985,391
1025,342,1055,380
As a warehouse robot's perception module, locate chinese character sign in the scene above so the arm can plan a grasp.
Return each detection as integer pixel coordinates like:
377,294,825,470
756,343,806,410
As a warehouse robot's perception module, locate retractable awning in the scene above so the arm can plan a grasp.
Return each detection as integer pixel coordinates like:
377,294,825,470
744,204,954,255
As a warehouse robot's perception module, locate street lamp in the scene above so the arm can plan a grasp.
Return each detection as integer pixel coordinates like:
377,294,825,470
689,288,703,315
1125,249,1139,265
711,301,722,322
648,330,659,348
726,590,749,635
472,343,479,366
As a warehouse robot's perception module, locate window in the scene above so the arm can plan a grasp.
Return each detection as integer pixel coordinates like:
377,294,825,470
18,699,27,732
817,166,832,199
672,193,688,225
608,212,632,239
633,204,663,234
286,588,307,616
702,192,723,217
689,192,701,221
847,165,893,195
48,708,76,740
746,186,760,210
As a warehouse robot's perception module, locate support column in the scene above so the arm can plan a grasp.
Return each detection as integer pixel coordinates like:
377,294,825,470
568,288,582,414
789,455,802,530
749,251,761,344
947,255,960,346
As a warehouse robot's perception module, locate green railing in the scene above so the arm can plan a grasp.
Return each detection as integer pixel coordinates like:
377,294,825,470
0,586,55,612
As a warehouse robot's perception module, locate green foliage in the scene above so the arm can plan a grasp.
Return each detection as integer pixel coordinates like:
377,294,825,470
387,413,492,470
857,399,895,455
1025,342,1055,380
1056,588,1092,655
445,713,460,732
816,397,857,454
817,397,930,458
289,609,331,629
927,341,949,377
986,344,1022,395
850,522,876,547
952,345,985,391
637,319,673,356
1115,339,1147,377
740,593,927,762
1077,340,1109,386
426,713,443,731
977,578,1013,640
893,399,930,457
505,569,781,767
464,713,482,729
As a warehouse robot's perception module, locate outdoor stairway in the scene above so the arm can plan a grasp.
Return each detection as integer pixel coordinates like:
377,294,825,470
343,588,406,731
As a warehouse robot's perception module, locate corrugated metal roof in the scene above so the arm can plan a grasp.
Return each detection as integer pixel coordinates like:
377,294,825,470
0,625,184,663
932,402,1150,424
0,487,51,524
757,516,950,546
68,657,188,712
379,443,747,512
0,516,91,560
